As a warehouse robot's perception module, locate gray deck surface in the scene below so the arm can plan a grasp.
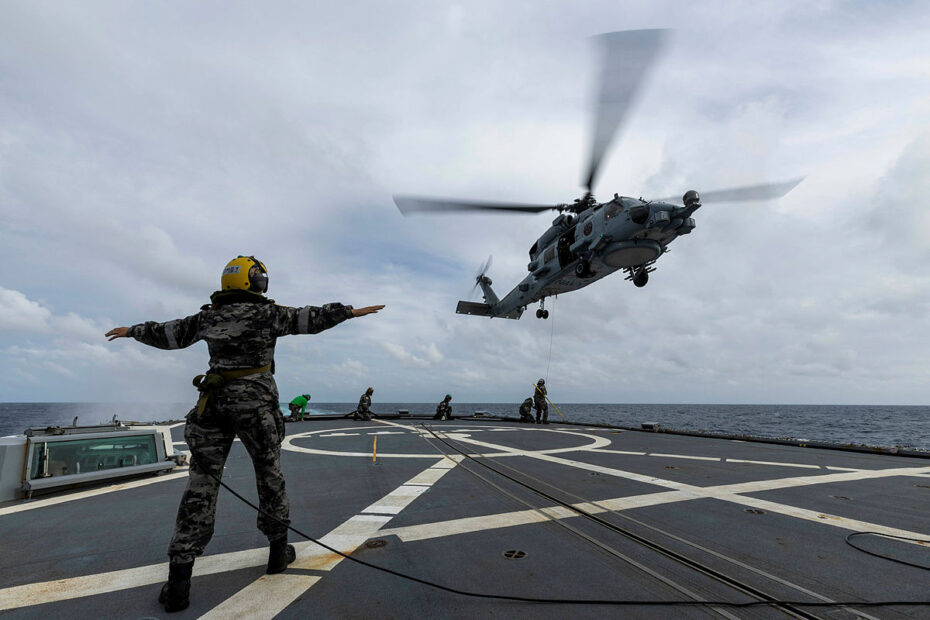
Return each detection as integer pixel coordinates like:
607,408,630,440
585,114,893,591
2,416,930,619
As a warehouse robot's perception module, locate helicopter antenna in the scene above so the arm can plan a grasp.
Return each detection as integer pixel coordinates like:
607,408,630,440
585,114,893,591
583,29,668,194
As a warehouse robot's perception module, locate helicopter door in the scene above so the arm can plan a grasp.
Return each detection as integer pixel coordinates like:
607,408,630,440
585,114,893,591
557,227,576,267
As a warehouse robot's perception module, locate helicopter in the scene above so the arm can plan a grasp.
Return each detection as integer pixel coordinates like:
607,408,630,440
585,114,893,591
393,29,802,320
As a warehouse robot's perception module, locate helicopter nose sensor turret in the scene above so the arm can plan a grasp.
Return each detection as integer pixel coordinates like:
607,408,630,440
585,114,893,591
683,190,701,208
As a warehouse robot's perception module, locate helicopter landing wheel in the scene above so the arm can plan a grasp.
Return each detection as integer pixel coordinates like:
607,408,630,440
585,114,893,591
633,269,648,287
535,309,543,319
542,310,549,319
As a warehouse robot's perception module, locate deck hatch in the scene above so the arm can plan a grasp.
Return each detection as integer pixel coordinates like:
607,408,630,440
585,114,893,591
16,426,176,498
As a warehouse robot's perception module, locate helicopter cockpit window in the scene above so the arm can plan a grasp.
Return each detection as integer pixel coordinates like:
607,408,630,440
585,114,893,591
543,247,556,263
605,203,624,219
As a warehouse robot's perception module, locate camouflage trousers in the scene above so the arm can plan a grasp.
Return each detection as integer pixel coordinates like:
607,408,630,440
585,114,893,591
168,382,290,563
534,401,548,423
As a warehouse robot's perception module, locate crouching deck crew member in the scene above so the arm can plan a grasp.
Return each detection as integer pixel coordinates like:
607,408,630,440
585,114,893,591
354,387,374,421
433,394,453,420
289,393,311,421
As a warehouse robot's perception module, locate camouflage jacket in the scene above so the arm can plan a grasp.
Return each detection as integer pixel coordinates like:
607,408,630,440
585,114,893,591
436,401,452,416
129,290,353,399
519,398,533,415
357,394,371,413
534,384,547,405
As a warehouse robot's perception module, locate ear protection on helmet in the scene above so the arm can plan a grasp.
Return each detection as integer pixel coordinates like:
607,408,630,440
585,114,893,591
221,256,268,293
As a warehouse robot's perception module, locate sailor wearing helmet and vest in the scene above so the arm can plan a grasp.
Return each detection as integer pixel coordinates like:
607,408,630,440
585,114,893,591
106,255,383,613
533,378,549,424
354,387,374,421
433,394,453,420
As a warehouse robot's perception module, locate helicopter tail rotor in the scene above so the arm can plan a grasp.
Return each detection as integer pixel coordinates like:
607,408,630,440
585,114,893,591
470,255,493,298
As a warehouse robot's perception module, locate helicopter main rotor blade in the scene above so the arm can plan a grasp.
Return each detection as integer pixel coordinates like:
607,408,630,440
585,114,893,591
583,29,669,194
653,177,804,204
394,195,557,215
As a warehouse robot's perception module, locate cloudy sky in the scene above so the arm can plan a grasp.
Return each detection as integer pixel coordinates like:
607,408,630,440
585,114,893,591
2,1,929,405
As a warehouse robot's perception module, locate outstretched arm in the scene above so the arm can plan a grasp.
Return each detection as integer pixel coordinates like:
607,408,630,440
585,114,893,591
273,304,385,337
105,313,203,350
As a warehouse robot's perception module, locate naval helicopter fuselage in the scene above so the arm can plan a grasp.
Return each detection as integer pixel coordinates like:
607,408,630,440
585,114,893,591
394,29,801,321
457,190,701,320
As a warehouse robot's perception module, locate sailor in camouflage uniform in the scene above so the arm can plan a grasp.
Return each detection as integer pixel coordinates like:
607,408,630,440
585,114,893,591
432,394,452,420
106,255,383,613
354,387,374,421
519,397,535,423
534,378,549,424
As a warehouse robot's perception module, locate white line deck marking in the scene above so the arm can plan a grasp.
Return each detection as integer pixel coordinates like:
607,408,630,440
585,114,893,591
726,458,820,469
5,420,927,613
362,485,429,514
591,449,648,456
392,429,930,543
0,455,456,613
199,574,321,620
0,469,189,516
282,424,609,458
319,432,359,437
649,453,722,462
202,423,457,618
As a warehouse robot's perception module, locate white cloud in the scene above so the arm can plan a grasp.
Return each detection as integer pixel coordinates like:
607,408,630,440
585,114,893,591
381,342,444,368
0,287,51,332
331,359,368,379
2,2,930,404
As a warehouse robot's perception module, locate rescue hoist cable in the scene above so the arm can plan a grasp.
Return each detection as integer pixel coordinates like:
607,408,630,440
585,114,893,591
545,296,556,383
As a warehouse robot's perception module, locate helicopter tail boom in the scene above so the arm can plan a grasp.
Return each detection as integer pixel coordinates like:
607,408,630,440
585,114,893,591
455,300,523,319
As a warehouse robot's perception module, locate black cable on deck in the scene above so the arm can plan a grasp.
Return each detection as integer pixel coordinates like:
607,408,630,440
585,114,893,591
198,428,930,610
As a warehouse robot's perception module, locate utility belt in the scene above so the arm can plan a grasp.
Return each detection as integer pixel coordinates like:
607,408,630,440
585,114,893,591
192,364,272,416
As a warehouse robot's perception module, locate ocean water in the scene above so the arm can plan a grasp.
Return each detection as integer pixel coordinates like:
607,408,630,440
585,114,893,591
1,402,928,450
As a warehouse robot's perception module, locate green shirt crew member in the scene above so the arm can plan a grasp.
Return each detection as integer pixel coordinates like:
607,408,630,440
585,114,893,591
289,394,311,421
519,398,534,423
106,255,384,613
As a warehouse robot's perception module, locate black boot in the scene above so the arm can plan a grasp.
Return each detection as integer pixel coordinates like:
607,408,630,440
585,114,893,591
266,536,297,574
158,560,193,613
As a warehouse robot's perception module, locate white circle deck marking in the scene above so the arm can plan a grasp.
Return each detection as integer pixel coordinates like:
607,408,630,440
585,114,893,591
281,424,610,458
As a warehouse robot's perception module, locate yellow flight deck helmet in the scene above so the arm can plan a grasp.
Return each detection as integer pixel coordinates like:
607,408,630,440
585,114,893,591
221,256,269,293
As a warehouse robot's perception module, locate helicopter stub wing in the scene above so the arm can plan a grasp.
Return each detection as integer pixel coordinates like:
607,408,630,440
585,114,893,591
394,195,557,215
